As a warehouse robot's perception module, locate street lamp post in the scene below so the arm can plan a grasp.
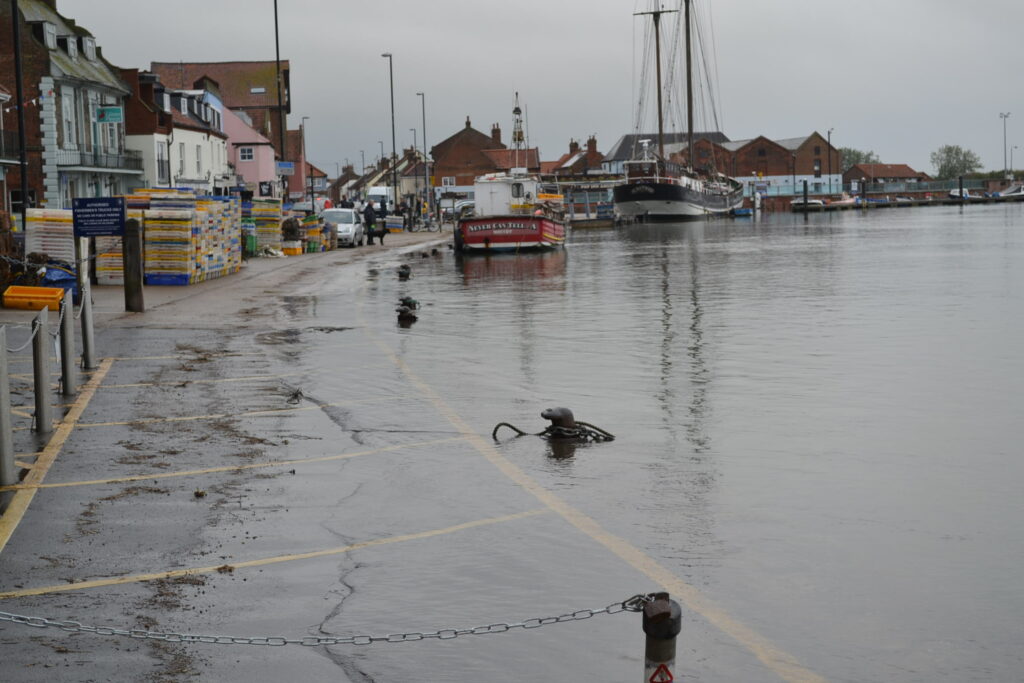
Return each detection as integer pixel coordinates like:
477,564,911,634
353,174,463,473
417,91,429,218
827,127,834,195
382,53,397,214
410,128,418,202
360,150,365,173
301,116,313,212
378,140,384,165
1000,112,1011,179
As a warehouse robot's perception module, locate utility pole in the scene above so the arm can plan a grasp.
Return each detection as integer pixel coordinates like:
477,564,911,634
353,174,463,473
1000,112,1011,179
382,53,397,214
11,0,31,230
417,92,429,217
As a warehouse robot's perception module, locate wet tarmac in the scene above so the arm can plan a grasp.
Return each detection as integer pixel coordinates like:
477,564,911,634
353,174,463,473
1,206,1022,681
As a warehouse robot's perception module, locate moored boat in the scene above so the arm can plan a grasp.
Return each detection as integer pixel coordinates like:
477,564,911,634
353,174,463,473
455,99,567,252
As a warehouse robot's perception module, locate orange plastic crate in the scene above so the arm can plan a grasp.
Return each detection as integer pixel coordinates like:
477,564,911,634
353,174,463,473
3,285,65,311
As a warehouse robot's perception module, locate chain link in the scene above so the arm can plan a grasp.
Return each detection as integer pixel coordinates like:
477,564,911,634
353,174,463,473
0,594,654,647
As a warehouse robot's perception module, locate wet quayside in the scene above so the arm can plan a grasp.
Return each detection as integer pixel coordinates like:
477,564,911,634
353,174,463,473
1,205,1022,682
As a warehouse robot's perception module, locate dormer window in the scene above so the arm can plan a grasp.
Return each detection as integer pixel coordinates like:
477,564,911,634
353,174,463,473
43,22,57,49
82,37,96,61
66,37,78,59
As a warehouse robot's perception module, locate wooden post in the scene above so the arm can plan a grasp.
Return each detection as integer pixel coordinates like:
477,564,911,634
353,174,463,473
122,218,145,312
958,176,965,205
80,267,97,370
32,307,52,434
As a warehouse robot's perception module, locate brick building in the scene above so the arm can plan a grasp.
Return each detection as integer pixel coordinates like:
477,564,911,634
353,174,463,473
430,116,541,200
843,163,930,185
1,0,143,217
542,136,604,176
149,60,291,160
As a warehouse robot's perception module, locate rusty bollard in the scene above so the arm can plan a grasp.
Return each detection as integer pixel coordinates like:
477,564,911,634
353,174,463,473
643,592,681,682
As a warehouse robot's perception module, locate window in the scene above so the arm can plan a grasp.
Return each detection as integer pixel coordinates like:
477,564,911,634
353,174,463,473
441,176,455,186
196,144,202,175
814,159,822,178
814,146,821,156
10,189,37,215
239,146,254,161
178,142,185,175
512,183,524,198
757,148,766,157
43,22,57,49
83,37,96,60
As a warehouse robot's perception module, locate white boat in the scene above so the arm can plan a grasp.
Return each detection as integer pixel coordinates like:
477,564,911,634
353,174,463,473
613,1,743,221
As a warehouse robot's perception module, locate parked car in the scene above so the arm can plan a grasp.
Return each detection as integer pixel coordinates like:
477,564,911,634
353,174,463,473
321,208,364,247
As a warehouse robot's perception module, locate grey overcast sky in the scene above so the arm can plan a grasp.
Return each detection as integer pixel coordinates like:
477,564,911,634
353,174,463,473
60,0,1023,176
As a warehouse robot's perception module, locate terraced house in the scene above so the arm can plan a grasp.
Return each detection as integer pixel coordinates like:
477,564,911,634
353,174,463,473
0,0,143,214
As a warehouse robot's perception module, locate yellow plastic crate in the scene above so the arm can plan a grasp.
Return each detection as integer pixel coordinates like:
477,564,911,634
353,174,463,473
3,285,65,311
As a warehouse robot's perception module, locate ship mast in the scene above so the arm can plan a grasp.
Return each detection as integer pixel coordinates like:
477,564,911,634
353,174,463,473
511,92,525,172
685,0,694,170
635,6,677,159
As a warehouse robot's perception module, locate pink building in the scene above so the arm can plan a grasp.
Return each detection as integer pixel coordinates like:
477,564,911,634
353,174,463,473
224,107,280,197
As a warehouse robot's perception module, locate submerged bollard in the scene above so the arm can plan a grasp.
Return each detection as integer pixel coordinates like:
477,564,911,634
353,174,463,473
32,307,53,434
59,296,77,396
642,592,682,682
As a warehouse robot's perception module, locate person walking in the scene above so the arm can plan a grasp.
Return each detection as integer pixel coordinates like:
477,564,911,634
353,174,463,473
363,201,377,245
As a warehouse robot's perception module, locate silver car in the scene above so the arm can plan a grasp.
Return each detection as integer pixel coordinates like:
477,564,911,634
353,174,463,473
322,208,364,247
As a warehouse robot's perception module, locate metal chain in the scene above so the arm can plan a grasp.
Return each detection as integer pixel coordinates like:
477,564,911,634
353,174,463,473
5,321,40,354
0,594,654,647
48,300,68,338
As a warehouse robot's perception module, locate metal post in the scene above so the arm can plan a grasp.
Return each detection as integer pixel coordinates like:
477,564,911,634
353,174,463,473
827,128,833,195
803,179,809,207
59,296,76,396
1,327,17,491
11,0,31,232
122,218,145,312
958,175,965,205
642,592,682,683
417,92,429,218
382,53,397,214
32,307,52,434
80,260,97,370
273,0,286,160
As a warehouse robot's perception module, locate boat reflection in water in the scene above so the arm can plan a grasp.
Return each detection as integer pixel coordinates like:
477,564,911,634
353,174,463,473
456,249,567,287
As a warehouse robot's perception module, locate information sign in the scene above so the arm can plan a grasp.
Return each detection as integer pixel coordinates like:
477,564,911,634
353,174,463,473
96,106,123,123
72,197,126,237
276,161,295,176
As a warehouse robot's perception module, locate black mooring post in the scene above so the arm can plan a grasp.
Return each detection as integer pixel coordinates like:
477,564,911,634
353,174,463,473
643,592,682,682
122,218,144,312
958,176,965,205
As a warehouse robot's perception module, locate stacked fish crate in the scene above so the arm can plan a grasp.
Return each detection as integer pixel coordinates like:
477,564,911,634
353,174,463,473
251,198,283,250
144,192,198,286
24,209,77,263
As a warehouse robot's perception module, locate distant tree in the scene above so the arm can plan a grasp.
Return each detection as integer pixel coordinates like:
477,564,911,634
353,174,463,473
838,147,880,174
930,145,982,179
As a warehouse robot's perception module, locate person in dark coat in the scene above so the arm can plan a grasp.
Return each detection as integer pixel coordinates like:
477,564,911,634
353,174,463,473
363,201,377,245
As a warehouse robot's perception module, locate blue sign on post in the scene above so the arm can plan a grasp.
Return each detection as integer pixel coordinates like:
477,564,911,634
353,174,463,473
72,197,126,237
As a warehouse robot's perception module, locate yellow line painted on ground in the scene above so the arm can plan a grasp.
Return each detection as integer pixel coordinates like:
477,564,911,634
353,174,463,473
0,436,468,491
0,508,546,600
101,372,306,389
358,310,826,683
9,407,32,419
76,394,419,428
0,358,114,556
109,352,264,361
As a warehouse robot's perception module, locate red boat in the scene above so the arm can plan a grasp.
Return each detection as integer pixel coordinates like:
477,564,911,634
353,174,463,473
455,97,566,252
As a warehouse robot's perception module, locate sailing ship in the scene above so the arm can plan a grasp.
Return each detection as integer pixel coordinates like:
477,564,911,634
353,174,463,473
613,0,743,220
455,96,566,252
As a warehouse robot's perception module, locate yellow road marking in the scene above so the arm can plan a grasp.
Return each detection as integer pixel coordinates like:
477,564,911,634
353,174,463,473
0,358,114,555
101,372,305,389
76,394,419,428
359,311,826,683
0,436,469,491
0,509,546,600
9,407,32,419
109,352,263,361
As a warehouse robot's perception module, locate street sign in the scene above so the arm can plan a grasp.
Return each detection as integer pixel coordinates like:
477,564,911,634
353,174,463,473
72,197,126,237
96,106,123,123
276,161,295,176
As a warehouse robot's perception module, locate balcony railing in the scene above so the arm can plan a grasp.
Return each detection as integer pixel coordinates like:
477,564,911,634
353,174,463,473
0,130,20,160
56,148,143,171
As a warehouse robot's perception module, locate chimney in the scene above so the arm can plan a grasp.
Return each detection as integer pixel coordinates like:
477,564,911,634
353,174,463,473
491,123,501,146
343,164,354,175
465,116,471,129
569,139,580,154
587,136,597,154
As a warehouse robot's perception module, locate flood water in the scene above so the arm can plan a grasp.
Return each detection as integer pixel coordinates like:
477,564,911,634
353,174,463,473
345,204,1023,682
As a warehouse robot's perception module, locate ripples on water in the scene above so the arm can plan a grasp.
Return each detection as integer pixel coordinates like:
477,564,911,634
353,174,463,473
362,204,1023,681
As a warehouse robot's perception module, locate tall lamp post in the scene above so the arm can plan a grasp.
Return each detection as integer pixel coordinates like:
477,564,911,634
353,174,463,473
417,91,429,218
410,128,418,201
827,127,834,195
1000,112,1011,179
378,140,384,165
360,150,365,173
301,116,313,212
382,53,397,213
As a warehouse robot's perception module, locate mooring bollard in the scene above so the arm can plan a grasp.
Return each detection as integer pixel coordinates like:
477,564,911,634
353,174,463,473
643,592,682,682
59,296,77,396
123,218,145,313
1,327,17,492
32,306,53,434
